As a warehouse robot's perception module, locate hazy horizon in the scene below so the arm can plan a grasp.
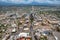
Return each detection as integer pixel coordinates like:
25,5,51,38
0,0,60,6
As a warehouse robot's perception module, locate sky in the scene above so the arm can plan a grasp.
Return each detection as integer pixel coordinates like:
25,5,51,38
0,0,60,5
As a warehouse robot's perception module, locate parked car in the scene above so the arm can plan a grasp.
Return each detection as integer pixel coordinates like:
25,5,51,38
42,30,52,36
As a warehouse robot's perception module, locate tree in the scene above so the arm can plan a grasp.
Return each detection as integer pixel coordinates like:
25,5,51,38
30,13,34,24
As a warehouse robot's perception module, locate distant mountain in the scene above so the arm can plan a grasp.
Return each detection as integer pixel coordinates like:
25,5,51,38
0,1,15,6
0,1,60,7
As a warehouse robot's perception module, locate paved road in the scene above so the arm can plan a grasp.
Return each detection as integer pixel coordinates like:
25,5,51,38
53,31,60,40
47,36,55,40
30,25,35,40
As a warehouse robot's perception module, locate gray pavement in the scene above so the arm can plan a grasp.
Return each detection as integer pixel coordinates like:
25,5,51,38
53,31,60,40
47,36,55,40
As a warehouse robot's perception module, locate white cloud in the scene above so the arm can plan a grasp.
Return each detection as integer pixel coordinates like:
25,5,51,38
34,0,48,3
47,0,60,4
0,0,33,4
34,0,60,4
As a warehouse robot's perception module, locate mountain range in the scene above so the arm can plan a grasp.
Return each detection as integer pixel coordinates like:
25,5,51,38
0,1,60,7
